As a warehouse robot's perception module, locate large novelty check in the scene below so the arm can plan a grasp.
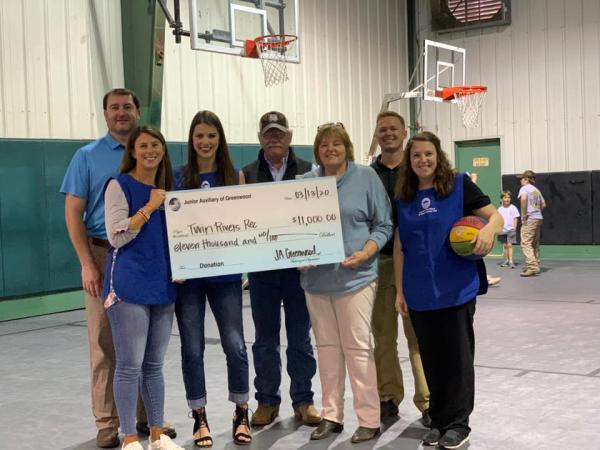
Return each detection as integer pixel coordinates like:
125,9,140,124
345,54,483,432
165,177,344,280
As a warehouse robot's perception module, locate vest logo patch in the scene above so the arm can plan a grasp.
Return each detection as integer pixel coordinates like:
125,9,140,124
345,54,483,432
201,180,211,189
418,197,437,216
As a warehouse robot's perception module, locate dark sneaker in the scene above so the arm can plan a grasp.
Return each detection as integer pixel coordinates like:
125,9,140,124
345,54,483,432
379,399,399,420
421,428,441,446
96,428,120,448
421,409,432,428
439,429,470,449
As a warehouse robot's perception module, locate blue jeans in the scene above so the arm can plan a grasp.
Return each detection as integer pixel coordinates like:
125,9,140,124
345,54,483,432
248,269,316,407
175,280,249,409
107,301,175,436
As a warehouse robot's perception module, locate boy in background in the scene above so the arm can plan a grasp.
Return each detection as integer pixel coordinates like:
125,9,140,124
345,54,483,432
497,190,520,268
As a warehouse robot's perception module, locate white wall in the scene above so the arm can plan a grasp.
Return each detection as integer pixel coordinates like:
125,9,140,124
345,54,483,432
161,0,410,158
0,0,124,140
416,0,600,173
0,0,411,157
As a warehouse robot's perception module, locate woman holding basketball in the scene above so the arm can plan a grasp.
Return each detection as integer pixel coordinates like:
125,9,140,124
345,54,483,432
393,132,502,449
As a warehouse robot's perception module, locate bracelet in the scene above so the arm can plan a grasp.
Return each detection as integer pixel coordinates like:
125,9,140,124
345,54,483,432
137,208,151,222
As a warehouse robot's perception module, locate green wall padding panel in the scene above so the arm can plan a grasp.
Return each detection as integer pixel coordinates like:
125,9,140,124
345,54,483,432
0,138,312,299
0,139,90,298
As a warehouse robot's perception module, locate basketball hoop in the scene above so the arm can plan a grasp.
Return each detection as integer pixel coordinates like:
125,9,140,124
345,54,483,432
442,85,487,128
249,34,297,87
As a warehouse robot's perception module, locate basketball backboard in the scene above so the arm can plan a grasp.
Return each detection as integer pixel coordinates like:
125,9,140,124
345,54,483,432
366,39,471,159
189,0,299,62
423,39,466,102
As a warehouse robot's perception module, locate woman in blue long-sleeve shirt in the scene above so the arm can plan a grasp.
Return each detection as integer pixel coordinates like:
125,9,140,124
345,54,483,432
300,122,392,444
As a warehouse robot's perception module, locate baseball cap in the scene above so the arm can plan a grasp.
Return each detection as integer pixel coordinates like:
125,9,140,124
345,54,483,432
259,111,290,134
517,170,535,180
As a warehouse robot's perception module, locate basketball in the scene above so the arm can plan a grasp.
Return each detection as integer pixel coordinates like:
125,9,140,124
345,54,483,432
449,216,487,260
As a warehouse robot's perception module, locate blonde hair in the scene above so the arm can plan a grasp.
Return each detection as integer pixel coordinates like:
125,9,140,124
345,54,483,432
313,124,354,166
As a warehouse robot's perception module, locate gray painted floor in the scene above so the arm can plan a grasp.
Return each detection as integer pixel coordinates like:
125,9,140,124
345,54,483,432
1,259,600,450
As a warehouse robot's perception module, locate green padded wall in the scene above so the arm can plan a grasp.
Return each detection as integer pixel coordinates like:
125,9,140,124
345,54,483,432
0,138,312,300
0,139,89,298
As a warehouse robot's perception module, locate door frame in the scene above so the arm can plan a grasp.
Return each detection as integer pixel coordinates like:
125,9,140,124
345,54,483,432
454,136,504,256
453,135,504,192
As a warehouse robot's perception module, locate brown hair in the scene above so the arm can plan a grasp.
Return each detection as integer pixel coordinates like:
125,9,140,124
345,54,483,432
395,131,455,201
376,111,406,129
182,111,237,188
119,126,173,190
313,123,355,166
500,190,512,199
103,88,140,110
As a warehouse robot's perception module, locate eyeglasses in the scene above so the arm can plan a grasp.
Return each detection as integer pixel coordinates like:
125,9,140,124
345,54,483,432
317,122,345,132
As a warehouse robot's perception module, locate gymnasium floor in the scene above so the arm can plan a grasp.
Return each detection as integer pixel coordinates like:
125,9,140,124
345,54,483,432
1,259,599,450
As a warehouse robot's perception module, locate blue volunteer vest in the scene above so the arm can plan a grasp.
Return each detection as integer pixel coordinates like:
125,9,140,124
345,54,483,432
102,174,176,305
396,173,479,311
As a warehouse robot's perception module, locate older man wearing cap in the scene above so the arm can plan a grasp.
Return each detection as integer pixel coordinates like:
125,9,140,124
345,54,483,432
517,170,546,277
241,111,320,427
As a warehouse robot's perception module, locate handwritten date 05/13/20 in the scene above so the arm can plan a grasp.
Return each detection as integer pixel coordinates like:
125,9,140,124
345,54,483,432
292,213,337,226
294,185,331,201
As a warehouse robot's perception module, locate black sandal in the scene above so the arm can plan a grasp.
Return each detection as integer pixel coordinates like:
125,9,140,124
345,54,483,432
232,405,252,445
192,408,213,448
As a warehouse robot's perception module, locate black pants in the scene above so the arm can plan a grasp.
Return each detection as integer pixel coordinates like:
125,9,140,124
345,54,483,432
409,299,476,434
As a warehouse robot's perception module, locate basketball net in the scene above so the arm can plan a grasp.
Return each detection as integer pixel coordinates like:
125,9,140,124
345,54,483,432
255,35,297,87
442,86,488,128
455,90,487,128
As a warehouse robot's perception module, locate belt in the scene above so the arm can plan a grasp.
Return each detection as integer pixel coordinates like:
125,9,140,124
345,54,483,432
90,237,111,249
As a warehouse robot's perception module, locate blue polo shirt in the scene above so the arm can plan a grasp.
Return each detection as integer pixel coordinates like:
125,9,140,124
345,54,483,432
60,133,125,239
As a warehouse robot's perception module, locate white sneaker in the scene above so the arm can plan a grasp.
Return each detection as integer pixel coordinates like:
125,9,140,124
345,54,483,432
148,434,184,450
122,441,144,450
487,275,501,286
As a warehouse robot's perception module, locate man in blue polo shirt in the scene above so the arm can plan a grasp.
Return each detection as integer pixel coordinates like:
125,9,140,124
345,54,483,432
60,88,175,447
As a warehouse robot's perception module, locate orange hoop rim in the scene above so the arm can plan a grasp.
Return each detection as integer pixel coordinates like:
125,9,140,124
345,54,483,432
442,85,487,101
254,34,298,50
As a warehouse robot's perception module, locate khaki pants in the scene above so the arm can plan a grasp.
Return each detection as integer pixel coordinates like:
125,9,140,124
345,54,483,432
305,282,380,428
84,242,119,431
371,255,429,412
520,219,542,271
